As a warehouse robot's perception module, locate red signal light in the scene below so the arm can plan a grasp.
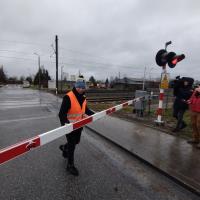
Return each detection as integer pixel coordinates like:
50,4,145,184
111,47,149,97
172,58,178,65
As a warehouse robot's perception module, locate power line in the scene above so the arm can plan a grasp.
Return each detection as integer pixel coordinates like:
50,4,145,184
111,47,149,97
59,47,150,70
59,46,107,61
0,39,50,47
0,55,37,61
0,41,154,72
0,55,161,74
0,49,52,58
0,49,39,56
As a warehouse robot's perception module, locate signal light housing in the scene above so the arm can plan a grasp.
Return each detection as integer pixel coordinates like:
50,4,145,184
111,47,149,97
155,49,185,68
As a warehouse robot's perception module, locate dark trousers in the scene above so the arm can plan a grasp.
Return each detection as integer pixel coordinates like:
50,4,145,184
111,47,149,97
65,128,82,165
190,111,200,141
173,107,186,129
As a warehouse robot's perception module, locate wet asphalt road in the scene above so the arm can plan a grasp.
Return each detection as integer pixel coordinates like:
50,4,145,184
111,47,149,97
0,85,199,200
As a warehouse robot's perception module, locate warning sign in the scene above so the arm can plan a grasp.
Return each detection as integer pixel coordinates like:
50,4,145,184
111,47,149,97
160,73,169,89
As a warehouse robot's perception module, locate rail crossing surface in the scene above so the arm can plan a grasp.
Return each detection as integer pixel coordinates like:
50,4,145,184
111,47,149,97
0,85,199,199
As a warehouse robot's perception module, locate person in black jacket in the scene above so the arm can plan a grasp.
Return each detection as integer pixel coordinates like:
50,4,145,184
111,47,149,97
59,76,94,176
172,79,193,132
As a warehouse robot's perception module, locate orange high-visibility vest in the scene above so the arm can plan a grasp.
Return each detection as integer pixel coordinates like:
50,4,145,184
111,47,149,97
66,91,87,123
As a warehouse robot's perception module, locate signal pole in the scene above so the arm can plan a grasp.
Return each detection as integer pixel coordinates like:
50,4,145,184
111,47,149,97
155,41,185,125
55,35,58,95
155,41,171,125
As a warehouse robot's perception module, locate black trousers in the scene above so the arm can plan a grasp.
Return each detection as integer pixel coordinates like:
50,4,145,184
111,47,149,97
173,107,186,129
65,128,83,165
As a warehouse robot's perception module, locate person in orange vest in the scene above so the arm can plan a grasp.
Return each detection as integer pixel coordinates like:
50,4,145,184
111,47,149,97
59,76,94,176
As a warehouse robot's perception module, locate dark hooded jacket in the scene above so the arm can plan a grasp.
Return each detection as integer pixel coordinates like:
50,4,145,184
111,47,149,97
174,86,193,110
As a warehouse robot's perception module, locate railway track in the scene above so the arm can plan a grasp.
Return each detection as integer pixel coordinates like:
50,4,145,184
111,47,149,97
87,96,134,102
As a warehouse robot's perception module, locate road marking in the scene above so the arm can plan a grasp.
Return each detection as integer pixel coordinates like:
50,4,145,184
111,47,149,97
0,115,57,124
0,104,48,110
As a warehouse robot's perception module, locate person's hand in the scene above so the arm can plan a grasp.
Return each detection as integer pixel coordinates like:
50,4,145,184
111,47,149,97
187,99,191,104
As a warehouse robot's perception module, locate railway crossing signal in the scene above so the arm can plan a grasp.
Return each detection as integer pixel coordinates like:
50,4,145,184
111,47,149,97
155,49,185,68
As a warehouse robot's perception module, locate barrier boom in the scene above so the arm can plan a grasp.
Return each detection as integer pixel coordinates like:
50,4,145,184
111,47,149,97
0,98,139,166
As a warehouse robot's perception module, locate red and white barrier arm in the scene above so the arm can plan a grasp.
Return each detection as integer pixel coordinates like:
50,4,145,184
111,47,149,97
0,98,140,166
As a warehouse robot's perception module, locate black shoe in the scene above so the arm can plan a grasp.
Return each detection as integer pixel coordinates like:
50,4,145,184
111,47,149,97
67,164,79,176
172,128,180,133
187,139,199,144
180,123,187,129
59,145,68,158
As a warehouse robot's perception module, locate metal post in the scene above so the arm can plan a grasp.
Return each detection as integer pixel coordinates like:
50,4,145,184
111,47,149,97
154,41,171,124
38,56,41,89
142,67,147,90
61,66,64,93
165,88,169,110
34,53,41,90
55,35,58,94
155,66,166,124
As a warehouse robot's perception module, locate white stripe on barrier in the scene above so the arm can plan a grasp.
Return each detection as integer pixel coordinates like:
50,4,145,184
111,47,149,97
40,124,73,145
115,104,123,111
128,100,134,105
92,110,106,121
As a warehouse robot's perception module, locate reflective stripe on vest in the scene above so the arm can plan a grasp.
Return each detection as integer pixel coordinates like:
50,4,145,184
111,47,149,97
66,91,87,123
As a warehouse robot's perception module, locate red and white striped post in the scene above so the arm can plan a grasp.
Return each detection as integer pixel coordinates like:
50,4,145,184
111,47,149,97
155,66,167,124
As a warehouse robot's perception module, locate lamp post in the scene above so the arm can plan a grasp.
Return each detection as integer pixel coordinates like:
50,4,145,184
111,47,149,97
34,53,41,89
149,67,154,81
142,67,147,90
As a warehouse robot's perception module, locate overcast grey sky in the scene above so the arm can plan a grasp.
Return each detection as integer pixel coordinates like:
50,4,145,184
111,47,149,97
0,0,200,81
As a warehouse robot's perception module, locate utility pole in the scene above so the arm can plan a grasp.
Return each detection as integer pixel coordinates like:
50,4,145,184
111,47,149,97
61,66,64,93
38,56,41,89
55,35,58,94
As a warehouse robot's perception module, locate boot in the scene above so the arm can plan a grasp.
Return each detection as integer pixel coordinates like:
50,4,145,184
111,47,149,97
67,163,79,176
59,144,68,158
196,143,200,149
187,139,199,144
172,128,180,133
180,122,187,129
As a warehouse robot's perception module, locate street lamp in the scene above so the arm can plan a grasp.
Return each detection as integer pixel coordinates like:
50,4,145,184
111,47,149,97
142,67,147,90
34,53,41,89
149,67,154,81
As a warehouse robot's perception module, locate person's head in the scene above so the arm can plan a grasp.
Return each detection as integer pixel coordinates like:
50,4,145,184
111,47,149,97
195,86,200,97
195,86,200,92
75,76,86,94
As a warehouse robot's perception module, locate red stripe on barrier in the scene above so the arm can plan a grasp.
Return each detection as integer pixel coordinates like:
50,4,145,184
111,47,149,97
159,93,164,100
157,108,163,115
73,117,93,130
106,107,116,114
122,102,128,107
0,136,40,165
